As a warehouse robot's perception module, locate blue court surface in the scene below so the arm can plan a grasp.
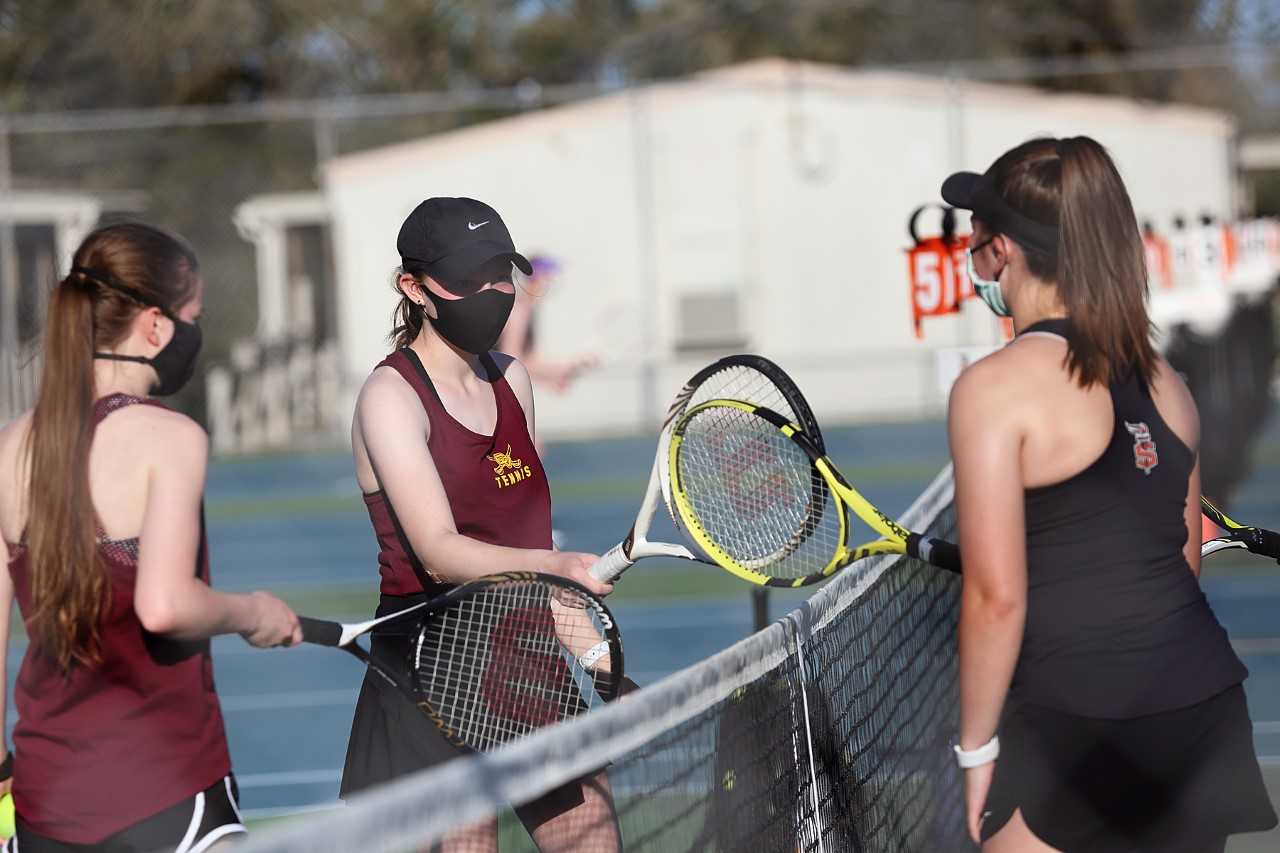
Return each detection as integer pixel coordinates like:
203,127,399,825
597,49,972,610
6,409,1280,846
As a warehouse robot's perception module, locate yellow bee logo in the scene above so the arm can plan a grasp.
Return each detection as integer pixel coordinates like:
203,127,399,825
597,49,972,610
487,444,523,475
487,444,535,489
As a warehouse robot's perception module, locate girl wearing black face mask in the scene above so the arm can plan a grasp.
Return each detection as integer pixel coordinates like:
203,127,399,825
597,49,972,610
342,198,620,851
0,223,301,853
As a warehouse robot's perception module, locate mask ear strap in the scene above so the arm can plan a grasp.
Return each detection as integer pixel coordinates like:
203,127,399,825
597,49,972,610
73,266,181,320
973,234,1008,280
94,353,152,365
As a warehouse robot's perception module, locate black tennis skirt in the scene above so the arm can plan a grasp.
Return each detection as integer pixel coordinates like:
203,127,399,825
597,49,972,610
981,684,1277,851
338,593,594,832
339,624,463,798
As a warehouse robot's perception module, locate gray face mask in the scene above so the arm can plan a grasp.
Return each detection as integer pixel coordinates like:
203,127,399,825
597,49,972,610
966,238,1011,318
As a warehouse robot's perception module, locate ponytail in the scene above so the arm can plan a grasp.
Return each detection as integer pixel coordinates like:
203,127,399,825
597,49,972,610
26,273,111,668
1054,137,1157,387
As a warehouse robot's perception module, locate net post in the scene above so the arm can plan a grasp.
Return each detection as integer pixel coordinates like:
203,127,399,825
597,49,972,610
752,587,769,633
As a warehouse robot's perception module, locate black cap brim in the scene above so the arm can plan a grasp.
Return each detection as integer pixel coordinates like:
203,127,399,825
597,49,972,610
940,171,983,211
939,170,1059,257
424,246,533,285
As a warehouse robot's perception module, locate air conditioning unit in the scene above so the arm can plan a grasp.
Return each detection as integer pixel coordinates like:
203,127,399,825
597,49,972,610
674,289,747,353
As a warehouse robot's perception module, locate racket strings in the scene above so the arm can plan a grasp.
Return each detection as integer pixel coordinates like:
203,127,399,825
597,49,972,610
676,405,844,580
684,366,808,433
411,579,616,751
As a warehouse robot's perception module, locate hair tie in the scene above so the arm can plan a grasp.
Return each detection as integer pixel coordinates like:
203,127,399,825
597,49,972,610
70,265,159,309
71,265,121,291
66,267,99,292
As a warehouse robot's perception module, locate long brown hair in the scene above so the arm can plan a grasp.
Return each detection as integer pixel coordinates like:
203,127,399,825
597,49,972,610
988,136,1157,387
25,223,198,670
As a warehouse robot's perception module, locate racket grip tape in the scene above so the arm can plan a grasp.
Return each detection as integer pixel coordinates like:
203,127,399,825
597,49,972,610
907,534,962,574
1246,526,1280,562
591,542,633,583
298,616,344,647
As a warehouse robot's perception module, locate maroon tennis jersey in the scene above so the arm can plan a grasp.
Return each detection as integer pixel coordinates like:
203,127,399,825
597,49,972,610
364,349,553,595
5,394,231,844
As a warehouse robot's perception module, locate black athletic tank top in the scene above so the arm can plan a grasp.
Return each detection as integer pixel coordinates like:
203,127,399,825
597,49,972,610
1011,318,1246,718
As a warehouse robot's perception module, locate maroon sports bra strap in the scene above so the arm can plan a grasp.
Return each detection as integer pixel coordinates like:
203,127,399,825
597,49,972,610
91,394,168,429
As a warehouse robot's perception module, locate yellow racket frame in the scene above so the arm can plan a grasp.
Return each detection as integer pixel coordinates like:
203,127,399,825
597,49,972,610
1201,496,1242,531
667,399,916,587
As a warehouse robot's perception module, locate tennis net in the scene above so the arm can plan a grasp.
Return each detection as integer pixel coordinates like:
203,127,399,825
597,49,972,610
239,465,963,853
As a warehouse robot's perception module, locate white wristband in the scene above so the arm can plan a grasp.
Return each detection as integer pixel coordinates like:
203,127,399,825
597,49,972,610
953,735,999,768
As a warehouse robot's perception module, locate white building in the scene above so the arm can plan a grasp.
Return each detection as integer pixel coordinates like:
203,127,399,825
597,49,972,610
245,58,1239,442
0,191,103,423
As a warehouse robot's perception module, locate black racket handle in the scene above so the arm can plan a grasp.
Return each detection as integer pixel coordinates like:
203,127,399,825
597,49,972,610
1243,526,1280,562
907,534,962,574
298,616,343,647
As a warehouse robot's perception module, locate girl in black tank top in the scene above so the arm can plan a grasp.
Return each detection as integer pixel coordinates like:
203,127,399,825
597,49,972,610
940,137,1274,852
1013,319,1246,719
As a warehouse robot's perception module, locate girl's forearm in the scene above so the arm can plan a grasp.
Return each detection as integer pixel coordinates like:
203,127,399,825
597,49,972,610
136,580,259,640
958,590,1025,749
418,531,550,584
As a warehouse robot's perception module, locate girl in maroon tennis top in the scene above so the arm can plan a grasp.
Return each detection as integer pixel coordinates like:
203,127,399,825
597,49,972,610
0,223,301,852
339,197,620,850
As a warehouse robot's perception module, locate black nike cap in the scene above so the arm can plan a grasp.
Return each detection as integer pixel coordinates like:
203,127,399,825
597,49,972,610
396,197,533,285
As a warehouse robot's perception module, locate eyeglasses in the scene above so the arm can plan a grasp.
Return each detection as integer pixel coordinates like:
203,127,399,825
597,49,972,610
969,236,995,255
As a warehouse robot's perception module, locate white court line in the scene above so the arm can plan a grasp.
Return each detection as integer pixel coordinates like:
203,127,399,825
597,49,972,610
216,673,672,715
1232,638,1280,655
220,689,355,712
240,802,343,821
237,769,341,788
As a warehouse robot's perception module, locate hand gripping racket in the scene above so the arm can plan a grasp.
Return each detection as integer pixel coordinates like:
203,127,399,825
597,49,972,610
667,399,963,586
1201,496,1280,563
299,572,623,751
590,354,825,584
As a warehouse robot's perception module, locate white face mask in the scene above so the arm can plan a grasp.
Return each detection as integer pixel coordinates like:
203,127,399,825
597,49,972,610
966,243,1012,318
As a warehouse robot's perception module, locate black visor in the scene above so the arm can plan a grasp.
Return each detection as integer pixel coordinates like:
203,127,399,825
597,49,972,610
941,171,1058,257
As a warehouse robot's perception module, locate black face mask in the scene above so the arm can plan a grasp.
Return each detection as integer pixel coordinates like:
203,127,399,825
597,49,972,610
424,288,515,354
95,318,203,397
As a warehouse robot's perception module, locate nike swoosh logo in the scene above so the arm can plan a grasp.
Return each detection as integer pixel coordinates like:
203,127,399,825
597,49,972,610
468,221,489,230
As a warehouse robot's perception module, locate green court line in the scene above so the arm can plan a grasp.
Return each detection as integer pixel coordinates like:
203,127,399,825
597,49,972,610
204,461,949,521
268,568,767,619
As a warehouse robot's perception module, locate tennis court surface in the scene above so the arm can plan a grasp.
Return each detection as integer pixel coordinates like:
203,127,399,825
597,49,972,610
8,412,1277,850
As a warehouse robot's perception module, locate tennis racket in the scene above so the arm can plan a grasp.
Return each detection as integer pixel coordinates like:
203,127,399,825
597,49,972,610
667,398,962,586
590,355,825,584
1201,496,1280,563
299,572,623,751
